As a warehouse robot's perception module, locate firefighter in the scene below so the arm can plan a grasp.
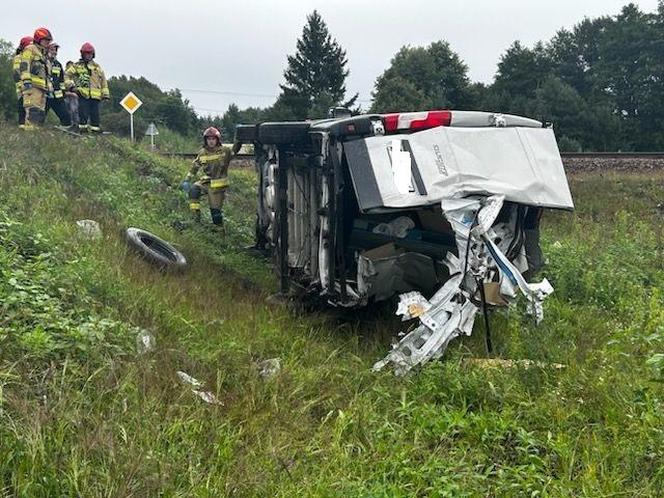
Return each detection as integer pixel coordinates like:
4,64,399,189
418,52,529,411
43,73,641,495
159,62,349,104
19,27,53,129
12,35,33,128
64,42,110,132
45,43,71,126
183,127,232,227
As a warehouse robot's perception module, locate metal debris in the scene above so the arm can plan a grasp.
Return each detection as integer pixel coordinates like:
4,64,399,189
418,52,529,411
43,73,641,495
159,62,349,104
374,195,556,376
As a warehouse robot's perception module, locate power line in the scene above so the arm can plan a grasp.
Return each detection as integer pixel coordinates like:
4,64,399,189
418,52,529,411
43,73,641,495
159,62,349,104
164,84,373,103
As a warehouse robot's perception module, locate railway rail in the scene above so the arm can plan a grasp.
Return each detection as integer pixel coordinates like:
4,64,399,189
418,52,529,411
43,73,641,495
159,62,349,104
160,151,664,160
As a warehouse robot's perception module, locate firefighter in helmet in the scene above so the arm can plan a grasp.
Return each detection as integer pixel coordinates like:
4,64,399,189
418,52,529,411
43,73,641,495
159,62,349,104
182,127,232,227
19,27,53,129
45,42,71,126
12,35,33,128
64,42,110,132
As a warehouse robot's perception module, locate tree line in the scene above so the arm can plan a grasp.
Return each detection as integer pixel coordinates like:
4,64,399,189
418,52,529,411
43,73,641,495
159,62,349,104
1,2,663,150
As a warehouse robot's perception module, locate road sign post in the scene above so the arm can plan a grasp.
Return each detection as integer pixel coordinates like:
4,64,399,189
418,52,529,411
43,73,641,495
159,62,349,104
119,92,143,143
145,122,159,151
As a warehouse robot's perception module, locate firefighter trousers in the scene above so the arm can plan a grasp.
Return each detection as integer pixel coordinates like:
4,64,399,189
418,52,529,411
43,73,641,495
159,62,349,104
79,97,100,131
46,97,71,126
189,181,227,225
17,97,25,126
22,88,47,129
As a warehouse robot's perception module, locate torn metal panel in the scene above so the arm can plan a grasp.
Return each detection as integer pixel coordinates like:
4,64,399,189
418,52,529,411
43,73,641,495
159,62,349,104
374,194,555,376
345,127,574,213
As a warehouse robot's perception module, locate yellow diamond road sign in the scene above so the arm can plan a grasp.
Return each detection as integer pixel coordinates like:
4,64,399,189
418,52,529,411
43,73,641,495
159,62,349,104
120,92,142,114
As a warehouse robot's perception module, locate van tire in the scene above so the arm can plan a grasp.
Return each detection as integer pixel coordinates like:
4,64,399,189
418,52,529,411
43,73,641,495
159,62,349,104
125,227,187,270
235,124,258,142
258,122,311,145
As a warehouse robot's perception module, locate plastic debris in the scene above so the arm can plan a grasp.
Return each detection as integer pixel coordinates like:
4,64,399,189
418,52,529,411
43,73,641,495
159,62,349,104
258,358,281,379
372,216,415,238
192,390,223,405
136,329,155,354
75,219,102,239
176,371,222,405
176,371,202,388
374,195,556,376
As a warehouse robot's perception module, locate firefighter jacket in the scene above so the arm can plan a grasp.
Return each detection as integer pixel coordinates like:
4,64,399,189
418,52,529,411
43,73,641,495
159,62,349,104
64,60,110,100
12,53,22,97
187,145,232,188
19,44,51,92
49,59,65,99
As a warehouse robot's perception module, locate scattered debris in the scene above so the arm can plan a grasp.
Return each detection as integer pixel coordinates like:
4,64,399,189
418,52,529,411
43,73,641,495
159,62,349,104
176,371,222,405
258,358,282,379
75,219,102,239
372,216,415,238
135,329,155,354
465,358,566,370
192,390,223,405
176,371,202,388
374,195,555,376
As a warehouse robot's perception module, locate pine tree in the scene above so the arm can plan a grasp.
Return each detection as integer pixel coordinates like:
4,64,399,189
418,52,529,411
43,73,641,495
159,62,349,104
278,10,357,119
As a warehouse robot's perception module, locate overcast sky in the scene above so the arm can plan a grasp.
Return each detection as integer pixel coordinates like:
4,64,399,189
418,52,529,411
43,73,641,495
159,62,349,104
2,0,660,116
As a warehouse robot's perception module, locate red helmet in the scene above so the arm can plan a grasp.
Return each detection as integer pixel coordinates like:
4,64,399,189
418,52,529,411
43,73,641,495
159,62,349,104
203,127,222,144
18,36,33,50
33,27,53,44
80,42,96,57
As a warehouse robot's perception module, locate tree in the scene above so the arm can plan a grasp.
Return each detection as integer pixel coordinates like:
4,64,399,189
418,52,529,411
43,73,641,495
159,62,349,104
533,77,620,151
493,41,553,102
102,76,198,137
215,103,268,138
277,10,357,119
370,41,473,113
0,39,16,121
594,4,664,148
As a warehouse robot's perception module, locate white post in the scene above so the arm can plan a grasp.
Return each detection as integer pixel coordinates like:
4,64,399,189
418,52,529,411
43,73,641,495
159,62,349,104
151,133,155,151
130,114,135,143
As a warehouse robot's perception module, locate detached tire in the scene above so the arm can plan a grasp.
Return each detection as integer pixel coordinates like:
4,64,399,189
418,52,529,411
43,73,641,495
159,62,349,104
125,227,187,271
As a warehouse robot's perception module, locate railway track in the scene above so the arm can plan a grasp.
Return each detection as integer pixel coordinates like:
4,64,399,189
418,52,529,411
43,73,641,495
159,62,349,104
161,151,664,160
159,151,664,173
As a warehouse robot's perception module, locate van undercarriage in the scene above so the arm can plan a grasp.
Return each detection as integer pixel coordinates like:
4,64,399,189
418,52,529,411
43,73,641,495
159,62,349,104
237,110,574,373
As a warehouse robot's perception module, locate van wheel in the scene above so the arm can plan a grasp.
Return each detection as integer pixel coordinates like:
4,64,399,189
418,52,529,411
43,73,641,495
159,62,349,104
258,122,311,145
125,227,187,270
234,124,258,142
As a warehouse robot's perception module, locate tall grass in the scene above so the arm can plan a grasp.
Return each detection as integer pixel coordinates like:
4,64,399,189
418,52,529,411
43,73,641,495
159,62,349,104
0,123,662,496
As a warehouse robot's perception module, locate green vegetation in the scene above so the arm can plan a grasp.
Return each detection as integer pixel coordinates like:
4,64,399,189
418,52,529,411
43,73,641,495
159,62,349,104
371,3,664,151
0,123,663,496
3,3,663,151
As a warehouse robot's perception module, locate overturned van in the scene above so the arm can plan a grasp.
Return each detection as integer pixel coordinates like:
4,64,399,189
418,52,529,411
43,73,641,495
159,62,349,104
235,110,573,374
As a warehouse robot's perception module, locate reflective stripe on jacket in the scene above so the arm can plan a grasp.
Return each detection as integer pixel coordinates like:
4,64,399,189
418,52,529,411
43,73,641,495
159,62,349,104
188,146,232,186
50,59,65,99
64,60,110,100
19,44,51,91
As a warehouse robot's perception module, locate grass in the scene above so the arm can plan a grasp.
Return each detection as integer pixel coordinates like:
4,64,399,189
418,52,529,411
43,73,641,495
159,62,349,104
0,121,663,496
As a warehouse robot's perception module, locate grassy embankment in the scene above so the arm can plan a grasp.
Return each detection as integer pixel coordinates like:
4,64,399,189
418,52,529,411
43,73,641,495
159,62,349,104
0,122,663,496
